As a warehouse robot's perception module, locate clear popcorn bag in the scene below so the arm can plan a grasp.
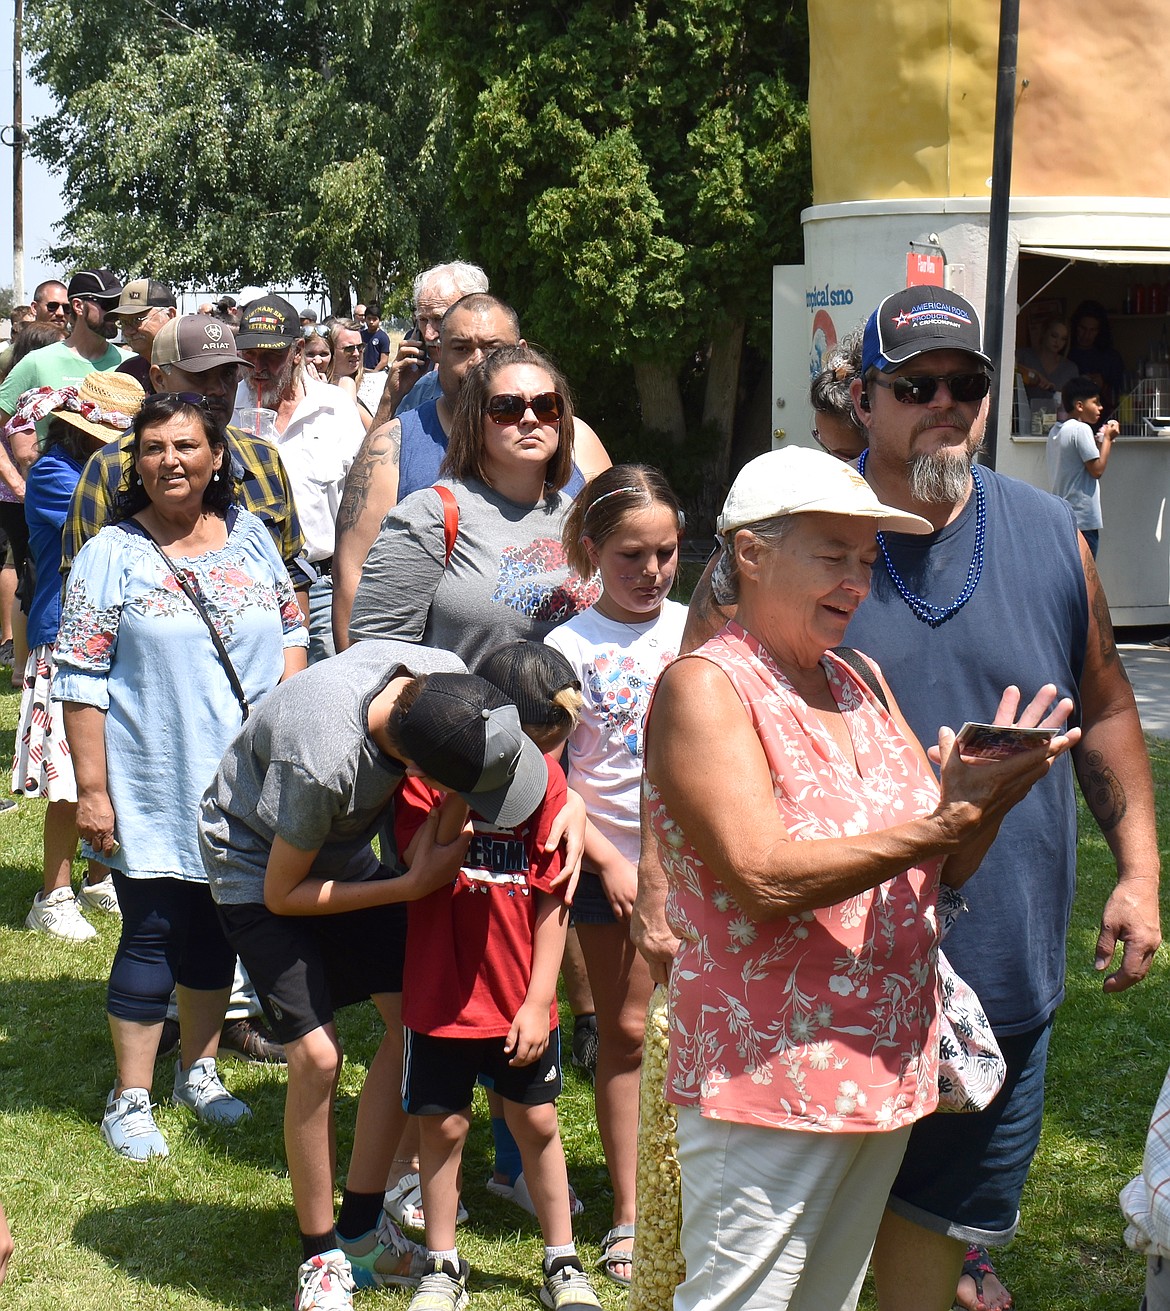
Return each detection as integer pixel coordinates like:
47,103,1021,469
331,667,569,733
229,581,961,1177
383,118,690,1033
628,983,686,1311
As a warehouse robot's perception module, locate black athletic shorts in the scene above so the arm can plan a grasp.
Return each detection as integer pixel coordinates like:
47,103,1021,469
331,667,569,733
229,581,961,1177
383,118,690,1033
217,896,407,1044
402,1028,563,1115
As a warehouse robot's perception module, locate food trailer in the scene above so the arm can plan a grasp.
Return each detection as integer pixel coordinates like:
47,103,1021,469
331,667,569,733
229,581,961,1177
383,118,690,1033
773,0,1170,623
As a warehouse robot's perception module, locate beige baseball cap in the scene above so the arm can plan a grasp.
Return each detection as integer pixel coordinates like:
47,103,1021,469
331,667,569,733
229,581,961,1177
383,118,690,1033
717,447,933,538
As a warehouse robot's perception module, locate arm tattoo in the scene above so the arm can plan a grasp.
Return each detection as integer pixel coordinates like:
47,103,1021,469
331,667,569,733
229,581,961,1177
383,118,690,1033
1084,549,1125,675
1076,748,1127,832
336,422,400,536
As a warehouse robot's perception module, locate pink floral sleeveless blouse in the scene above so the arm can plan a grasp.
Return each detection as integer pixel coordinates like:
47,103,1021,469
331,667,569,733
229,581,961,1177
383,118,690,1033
646,622,943,1133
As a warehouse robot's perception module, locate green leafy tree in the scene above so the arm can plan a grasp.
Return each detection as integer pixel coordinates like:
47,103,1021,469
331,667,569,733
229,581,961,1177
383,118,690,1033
23,0,456,305
418,0,810,478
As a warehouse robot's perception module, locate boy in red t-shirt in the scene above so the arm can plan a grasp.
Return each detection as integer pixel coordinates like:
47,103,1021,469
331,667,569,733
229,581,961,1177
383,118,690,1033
393,648,599,1311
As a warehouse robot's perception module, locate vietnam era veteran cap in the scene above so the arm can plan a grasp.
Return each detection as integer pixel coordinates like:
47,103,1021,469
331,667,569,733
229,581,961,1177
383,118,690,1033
152,315,254,373
235,295,299,350
67,268,123,302
110,278,177,316
394,673,549,829
861,286,994,375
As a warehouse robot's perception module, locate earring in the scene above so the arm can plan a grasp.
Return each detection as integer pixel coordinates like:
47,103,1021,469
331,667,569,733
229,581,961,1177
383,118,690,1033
213,471,220,482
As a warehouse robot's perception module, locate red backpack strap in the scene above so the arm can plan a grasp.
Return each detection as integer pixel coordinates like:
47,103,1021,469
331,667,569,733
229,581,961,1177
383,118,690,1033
433,484,459,565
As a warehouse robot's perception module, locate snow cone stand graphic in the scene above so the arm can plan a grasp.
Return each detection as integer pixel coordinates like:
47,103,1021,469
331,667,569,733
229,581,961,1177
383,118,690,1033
773,0,1170,623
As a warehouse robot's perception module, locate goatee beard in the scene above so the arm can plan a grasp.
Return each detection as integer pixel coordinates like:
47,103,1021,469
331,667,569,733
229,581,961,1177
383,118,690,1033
907,450,973,503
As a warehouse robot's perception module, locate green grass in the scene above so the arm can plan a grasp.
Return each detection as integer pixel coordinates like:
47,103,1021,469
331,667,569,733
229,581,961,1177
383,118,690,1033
2,678,1169,1309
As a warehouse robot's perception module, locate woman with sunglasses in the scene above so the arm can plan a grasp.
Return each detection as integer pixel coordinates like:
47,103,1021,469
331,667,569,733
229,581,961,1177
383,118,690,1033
52,392,307,1162
327,319,374,431
351,343,599,658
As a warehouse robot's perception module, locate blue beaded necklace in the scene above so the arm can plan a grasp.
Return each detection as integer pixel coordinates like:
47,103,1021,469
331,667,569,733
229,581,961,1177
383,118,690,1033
858,449,986,629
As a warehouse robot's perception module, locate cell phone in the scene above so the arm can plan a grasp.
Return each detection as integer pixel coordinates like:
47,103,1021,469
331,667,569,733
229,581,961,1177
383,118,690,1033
953,722,1056,760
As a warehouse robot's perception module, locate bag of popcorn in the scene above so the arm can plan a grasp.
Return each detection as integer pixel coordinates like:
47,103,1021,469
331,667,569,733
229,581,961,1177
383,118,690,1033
628,984,685,1310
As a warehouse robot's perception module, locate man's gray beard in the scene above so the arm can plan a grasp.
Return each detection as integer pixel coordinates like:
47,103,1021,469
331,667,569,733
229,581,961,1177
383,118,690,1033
907,450,973,503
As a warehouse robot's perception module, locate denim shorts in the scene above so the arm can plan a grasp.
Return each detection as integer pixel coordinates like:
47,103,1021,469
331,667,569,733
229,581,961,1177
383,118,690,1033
568,870,617,927
886,1018,1054,1245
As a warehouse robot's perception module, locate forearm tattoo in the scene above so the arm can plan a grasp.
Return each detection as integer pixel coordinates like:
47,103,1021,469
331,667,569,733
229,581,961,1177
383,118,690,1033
1077,748,1127,832
336,423,401,536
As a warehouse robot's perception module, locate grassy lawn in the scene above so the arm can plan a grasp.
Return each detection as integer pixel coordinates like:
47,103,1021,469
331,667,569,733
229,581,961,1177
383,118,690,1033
1,675,1168,1309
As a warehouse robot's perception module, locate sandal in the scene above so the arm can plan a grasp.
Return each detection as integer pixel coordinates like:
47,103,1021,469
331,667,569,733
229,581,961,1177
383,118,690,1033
485,1171,585,1217
956,1244,1013,1311
383,1172,467,1230
596,1223,635,1288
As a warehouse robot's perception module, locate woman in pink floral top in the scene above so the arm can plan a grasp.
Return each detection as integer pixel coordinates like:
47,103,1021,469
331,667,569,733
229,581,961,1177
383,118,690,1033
643,448,1078,1311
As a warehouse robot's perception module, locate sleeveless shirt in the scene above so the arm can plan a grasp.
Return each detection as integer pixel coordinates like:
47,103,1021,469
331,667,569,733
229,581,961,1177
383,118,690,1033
648,623,942,1133
846,467,1087,1034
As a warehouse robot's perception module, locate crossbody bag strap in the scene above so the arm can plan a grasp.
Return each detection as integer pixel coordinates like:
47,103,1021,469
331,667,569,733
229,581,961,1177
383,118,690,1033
138,526,250,721
831,645,889,712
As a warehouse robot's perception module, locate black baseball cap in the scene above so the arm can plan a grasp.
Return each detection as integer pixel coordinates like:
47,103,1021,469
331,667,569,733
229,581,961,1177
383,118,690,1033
394,673,548,828
862,286,993,375
235,295,299,350
477,641,580,728
67,268,123,302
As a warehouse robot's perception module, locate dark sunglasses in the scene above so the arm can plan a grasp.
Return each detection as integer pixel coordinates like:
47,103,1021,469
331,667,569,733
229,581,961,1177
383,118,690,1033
42,300,68,313
870,372,991,406
146,391,215,416
485,392,564,425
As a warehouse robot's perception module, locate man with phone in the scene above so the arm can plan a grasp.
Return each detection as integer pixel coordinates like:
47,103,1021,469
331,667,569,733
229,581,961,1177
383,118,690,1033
378,261,491,421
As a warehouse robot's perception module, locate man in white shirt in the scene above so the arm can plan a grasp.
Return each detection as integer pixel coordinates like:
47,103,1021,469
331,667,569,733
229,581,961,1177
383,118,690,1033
233,294,365,662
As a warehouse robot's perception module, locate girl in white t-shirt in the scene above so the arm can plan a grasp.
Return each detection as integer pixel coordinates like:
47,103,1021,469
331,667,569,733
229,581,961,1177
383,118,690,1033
545,464,687,1289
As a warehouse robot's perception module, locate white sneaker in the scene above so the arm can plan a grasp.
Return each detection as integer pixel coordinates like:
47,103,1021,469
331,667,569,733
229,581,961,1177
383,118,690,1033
172,1057,251,1125
295,1250,356,1310
77,875,121,916
26,887,97,942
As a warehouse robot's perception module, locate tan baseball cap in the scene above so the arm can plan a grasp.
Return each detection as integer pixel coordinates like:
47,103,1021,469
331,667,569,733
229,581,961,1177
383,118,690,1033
152,316,253,373
110,278,176,316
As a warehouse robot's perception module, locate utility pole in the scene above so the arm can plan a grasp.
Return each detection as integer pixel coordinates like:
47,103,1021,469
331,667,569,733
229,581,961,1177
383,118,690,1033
12,0,24,303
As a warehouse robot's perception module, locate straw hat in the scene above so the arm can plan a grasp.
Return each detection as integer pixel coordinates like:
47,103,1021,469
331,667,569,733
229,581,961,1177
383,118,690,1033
53,371,146,441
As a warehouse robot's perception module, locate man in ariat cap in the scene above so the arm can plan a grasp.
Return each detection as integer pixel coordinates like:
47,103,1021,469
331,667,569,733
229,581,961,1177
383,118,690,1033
0,269,125,435
62,314,303,586
197,640,563,1309
661,285,1160,1311
232,293,366,663
107,278,178,390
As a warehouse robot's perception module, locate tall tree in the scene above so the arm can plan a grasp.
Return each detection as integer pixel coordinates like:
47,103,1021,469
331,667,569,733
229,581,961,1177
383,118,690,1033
23,0,455,303
417,0,810,464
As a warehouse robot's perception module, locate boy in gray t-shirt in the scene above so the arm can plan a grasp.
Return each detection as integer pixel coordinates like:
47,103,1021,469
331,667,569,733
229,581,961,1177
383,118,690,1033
199,640,552,1310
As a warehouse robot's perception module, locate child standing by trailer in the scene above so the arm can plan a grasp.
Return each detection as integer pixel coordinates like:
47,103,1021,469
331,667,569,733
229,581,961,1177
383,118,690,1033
395,644,602,1311
544,464,687,1288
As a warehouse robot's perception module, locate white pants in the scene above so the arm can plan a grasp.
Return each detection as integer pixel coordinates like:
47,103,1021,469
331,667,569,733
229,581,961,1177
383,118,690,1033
674,1109,912,1311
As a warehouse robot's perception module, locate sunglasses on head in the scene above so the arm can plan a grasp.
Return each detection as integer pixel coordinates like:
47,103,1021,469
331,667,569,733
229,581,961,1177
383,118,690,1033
152,391,215,415
485,392,565,425
870,372,991,406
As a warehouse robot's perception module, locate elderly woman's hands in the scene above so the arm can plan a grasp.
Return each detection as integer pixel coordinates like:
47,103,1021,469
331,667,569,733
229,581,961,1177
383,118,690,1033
933,683,1080,884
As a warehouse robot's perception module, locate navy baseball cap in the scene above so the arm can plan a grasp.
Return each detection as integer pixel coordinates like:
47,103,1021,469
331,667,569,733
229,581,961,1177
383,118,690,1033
861,286,993,375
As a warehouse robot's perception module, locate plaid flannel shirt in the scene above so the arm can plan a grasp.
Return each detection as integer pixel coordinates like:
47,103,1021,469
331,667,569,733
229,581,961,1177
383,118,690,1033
61,424,304,580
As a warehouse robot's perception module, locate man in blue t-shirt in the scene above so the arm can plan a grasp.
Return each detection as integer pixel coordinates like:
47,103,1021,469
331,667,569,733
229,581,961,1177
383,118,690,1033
360,304,391,374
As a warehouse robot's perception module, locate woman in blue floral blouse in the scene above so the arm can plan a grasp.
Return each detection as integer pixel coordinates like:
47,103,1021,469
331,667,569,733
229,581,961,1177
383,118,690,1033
54,392,307,1162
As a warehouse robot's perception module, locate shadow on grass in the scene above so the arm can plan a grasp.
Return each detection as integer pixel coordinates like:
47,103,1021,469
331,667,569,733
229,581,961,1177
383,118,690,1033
73,1200,295,1309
